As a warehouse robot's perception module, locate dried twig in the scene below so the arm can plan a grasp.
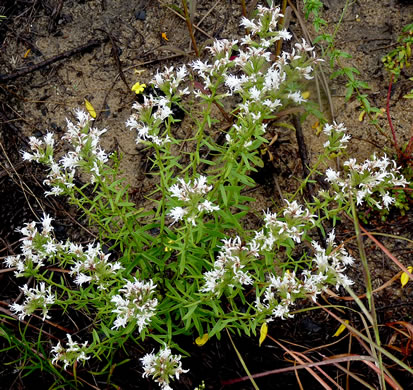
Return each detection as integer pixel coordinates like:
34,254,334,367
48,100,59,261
0,38,108,83
158,0,213,40
95,28,130,92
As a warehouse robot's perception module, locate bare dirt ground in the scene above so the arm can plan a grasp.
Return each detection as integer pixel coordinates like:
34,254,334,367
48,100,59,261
1,0,413,389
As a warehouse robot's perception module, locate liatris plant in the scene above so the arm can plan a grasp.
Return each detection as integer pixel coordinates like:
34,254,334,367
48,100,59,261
4,4,410,388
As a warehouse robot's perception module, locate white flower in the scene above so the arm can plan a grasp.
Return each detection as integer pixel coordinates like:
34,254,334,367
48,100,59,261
382,192,395,209
59,152,80,171
287,91,306,104
325,168,340,183
198,200,219,213
201,236,253,295
262,98,282,110
295,38,314,52
240,17,260,34
69,242,123,290
43,240,58,255
44,132,55,147
22,151,35,161
140,345,189,390
41,213,54,235
10,282,55,321
191,59,212,75
277,30,292,40
249,86,261,100
111,278,158,332
224,74,247,93
271,303,293,319
73,273,93,285
74,108,91,126
169,206,187,224
51,334,90,370
45,186,64,196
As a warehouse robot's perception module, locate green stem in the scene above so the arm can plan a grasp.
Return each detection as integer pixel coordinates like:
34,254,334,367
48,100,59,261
349,194,385,389
154,146,168,235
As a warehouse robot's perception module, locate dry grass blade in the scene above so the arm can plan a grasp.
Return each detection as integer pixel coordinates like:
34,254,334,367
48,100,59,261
125,53,190,71
315,302,411,383
362,360,402,390
225,329,259,390
221,354,379,385
0,141,44,217
197,0,220,28
289,348,343,390
247,0,259,17
275,0,288,58
189,0,196,25
385,321,413,358
357,222,413,282
157,45,191,56
158,0,213,39
268,336,336,390
331,361,378,390
182,0,199,56
287,0,335,120
325,271,403,301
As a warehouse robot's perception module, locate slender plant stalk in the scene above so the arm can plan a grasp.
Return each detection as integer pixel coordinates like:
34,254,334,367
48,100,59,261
226,329,259,390
275,0,288,58
182,0,199,57
240,0,247,17
349,194,385,389
386,73,400,157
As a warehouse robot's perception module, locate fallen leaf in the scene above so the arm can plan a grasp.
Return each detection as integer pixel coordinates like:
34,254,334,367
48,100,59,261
259,322,268,346
84,99,96,118
333,320,349,337
195,333,209,346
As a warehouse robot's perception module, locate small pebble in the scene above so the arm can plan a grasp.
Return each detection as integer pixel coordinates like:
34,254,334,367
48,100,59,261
135,10,146,21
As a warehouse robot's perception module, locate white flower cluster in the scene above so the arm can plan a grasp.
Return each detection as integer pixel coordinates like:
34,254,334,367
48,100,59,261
10,282,55,321
4,213,63,277
192,10,320,151
152,65,189,96
311,230,355,290
168,175,219,225
201,201,316,295
252,200,316,250
22,132,54,163
126,94,173,146
126,66,189,146
256,230,355,322
323,122,351,153
239,4,292,39
201,236,253,296
324,154,409,209
69,242,123,290
111,278,158,332
140,345,189,390
22,109,109,195
51,334,91,370
4,214,122,291
127,5,322,152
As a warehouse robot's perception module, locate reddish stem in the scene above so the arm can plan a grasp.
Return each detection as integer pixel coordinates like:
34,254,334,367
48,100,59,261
386,73,400,157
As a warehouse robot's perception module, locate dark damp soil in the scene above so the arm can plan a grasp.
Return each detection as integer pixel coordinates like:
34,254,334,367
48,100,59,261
1,1,413,389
